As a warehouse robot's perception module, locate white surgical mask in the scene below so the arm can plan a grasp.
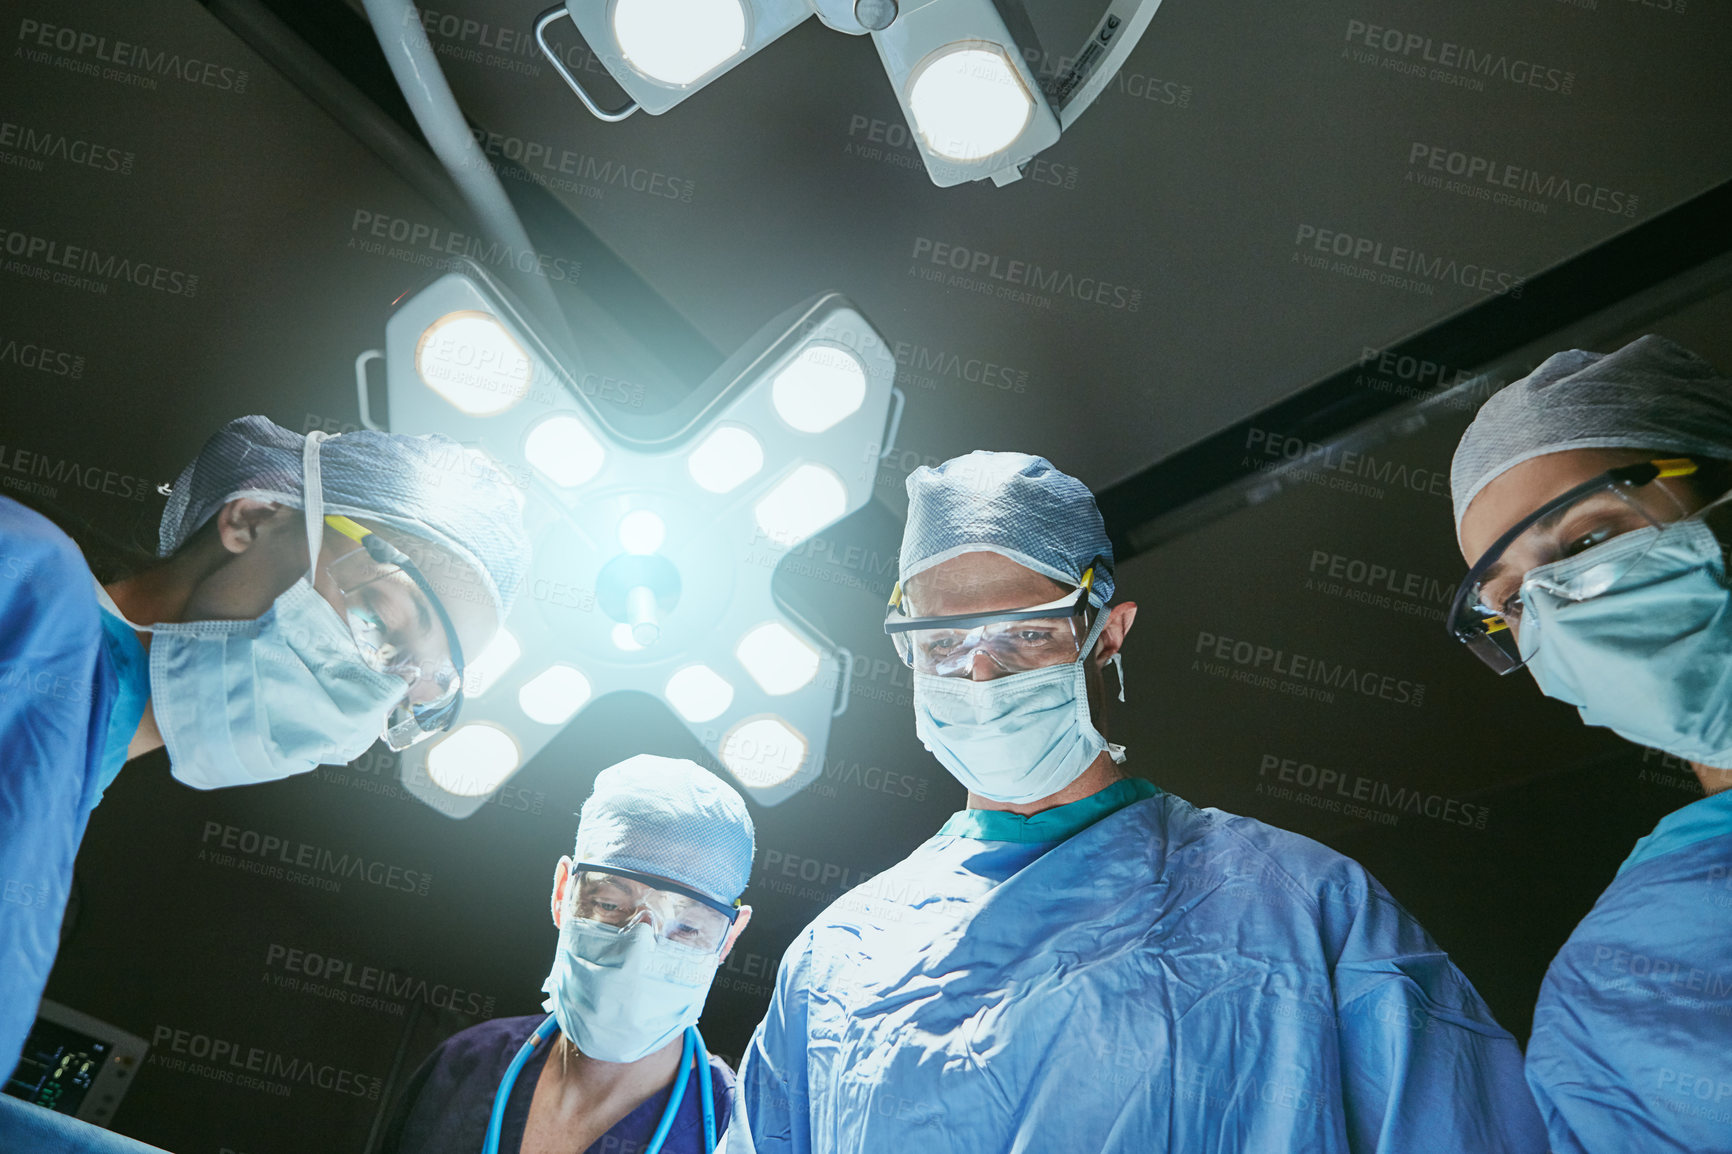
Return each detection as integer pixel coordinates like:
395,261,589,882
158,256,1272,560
541,918,720,1063
913,609,1126,804
1521,507,1732,769
131,432,406,788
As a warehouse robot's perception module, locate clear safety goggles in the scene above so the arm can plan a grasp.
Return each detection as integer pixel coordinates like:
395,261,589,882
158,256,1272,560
883,562,1101,677
570,865,740,955
324,516,466,749
1447,458,1701,674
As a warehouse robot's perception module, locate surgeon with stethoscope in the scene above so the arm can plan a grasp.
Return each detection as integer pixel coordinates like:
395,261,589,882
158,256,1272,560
380,755,755,1154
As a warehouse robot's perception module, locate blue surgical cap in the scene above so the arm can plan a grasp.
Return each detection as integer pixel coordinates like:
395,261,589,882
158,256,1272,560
572,755,756,906
1451,335,1732,539
901,451,1115,605
158,416,531,617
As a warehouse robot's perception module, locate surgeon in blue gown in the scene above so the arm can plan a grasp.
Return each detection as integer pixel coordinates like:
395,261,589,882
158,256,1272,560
731,451,1546,1154
0,416,529,1078
1447,335,1732,1154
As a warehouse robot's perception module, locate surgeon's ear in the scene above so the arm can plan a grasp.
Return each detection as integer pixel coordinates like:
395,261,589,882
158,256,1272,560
718,905,753,963
1092,602,1138,667
213,498,293,555
551,856,575,929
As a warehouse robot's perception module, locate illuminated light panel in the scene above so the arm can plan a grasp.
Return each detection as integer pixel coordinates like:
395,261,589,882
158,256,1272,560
735,622,821,696
618,509,666,555
413,311,533,417
518,664,593,725
771,345,867,434
753,464,847,548
613,0,747,86
687,425,764,493
721,716,808,789
907,45,1034,162
665,664,735,722
427,723,521,796
462,628,522,698
525,414,606,487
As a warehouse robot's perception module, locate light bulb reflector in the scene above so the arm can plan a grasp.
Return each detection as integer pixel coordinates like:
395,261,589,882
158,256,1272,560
611,622,645,652
735,622,821,696
771,345,867,434
613,0,746,86
753,464,847,548
462,628,521,698
687,425,764,493
665,664,735,722
721,716,808,789
518,664,592,725
908,45,1034,162
414,311,533,416
525,414,606,487
617,510,666,555
426,724,521,797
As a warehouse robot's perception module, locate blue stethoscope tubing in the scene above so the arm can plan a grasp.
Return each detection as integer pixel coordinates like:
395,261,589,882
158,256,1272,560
481,1015,715,1154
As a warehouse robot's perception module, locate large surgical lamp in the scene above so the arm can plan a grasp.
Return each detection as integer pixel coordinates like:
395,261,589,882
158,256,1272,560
355,258,902,814
535,0,1163,188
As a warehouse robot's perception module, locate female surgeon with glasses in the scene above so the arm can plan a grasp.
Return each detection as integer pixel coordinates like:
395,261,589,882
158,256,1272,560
0,415,530,1080
379,756,754,1154
1446,334,1732,1154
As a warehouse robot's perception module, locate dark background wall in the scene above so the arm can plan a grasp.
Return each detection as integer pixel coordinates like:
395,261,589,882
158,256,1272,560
3,0,1730,1150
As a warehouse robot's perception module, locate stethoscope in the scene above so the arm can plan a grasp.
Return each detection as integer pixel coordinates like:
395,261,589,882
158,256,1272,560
481,1014,717,1154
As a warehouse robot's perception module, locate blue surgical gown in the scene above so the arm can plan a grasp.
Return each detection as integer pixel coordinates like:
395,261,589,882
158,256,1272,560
734,778,1545,1153
1525,788,1732,1154
0,498,147,1076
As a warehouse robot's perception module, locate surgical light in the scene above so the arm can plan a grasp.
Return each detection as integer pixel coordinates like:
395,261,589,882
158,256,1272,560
365,262,899,810
907,44,1033,161
772,344,867,433
665,664,736,722
754,464,847,547
688,425,764,493
613,0,748,85
524,413,606,486
519,664,593,724
414,311,533,416
617,509,667,554
463,628,522,698
535,0,1164,187
427,724,521,796
736,621,821,695
722,716,808,789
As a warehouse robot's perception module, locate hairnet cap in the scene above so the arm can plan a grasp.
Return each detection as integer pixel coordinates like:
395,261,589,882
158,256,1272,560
573,755,756,905
1451,335,1732,538
158,416,531,617
900,451,1115,604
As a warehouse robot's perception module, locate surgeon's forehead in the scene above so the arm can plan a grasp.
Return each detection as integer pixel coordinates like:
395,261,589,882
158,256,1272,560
905,551,1068,616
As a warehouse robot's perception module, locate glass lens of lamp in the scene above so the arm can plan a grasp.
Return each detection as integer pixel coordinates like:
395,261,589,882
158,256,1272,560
427,724,521,796
525,414,606,487
907,45,1034,162
613,0,747,86
462,628,522,698
736,622,821,695
721,716,808,788
519,664,593,725
771,345,867,434
414,311,534,416
688,425,764,493
665,664,735,722
753,464,847,547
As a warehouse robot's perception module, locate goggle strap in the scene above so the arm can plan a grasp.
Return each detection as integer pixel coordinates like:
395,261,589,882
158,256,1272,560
572,862,739,921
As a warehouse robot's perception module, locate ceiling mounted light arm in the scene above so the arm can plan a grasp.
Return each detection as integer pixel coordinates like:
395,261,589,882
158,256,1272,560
535,6,642,121
1044,0,1165,131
